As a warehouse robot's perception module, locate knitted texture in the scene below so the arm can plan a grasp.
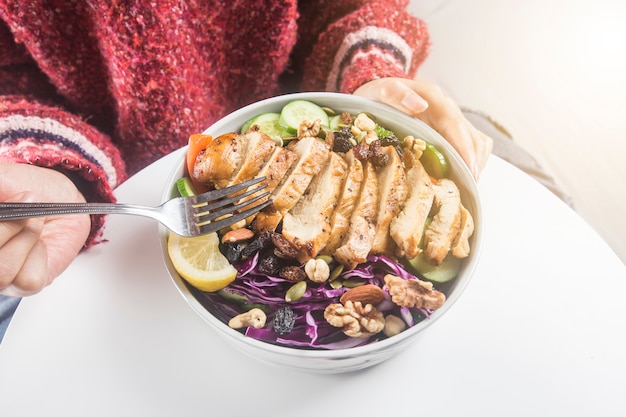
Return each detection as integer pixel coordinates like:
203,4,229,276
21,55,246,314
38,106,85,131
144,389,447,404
0,0,429,243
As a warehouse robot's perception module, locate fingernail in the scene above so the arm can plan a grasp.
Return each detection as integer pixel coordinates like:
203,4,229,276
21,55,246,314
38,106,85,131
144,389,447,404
401,93,428,112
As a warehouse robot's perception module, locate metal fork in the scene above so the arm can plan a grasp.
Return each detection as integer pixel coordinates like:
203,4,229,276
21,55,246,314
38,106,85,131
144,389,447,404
0,177,271,237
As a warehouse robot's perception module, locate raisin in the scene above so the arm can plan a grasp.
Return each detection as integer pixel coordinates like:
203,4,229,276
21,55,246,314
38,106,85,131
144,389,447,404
221,242,244,263
371,153,389,166
242,231,273,258
332,135,352,153
380,135,399,147
279,265,306,282
353,141,370,161
271,233,299,259
332,127,354,153
369,140,389,167
273,305,295,335
257,253,282,276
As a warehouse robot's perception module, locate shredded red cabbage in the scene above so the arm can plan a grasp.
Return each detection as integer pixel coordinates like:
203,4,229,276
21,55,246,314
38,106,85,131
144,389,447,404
186,253,434,350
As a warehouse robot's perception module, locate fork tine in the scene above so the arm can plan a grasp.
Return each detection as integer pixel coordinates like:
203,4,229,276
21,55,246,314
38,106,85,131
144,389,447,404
196,199,273,235
192,182,268,213
190,177,267,204
195,191,271,223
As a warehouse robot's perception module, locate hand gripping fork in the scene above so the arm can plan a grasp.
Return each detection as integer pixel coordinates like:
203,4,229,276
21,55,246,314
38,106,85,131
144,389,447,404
0,177,271,237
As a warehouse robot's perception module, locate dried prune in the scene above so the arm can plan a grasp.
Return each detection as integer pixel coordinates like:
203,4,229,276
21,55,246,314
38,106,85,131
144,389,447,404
273,305,295,335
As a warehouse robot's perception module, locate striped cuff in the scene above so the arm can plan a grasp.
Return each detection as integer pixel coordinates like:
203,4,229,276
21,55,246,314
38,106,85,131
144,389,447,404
0,96,127,245
0,114,121,187
325,26,414,92
302,2,429,93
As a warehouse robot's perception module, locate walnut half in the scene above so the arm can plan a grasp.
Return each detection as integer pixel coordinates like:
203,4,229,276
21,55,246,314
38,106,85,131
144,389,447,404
297,119,321,139
384,274,446,310
324,300,385,338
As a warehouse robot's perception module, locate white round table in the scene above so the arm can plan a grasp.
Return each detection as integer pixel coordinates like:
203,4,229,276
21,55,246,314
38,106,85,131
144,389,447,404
0,150,624,417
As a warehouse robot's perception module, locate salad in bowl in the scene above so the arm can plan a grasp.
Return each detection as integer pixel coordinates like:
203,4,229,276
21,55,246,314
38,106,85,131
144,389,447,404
160,92,482,373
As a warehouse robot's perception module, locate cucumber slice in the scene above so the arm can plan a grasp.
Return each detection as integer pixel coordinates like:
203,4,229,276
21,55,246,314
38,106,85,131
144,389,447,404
279,100,330,134
420,142,448,179
407,251,463,283
176,177,197,197
240,116,257,134
240,112,290,139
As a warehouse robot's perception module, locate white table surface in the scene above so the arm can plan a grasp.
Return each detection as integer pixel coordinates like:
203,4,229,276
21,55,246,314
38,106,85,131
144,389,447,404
1,149,624,417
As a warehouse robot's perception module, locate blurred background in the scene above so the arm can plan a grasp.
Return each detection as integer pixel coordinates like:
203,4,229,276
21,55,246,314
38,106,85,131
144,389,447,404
409,0,626,264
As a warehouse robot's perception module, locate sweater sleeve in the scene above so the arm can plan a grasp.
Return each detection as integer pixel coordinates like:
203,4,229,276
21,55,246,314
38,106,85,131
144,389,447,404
0,95,127,246
299,0,430,93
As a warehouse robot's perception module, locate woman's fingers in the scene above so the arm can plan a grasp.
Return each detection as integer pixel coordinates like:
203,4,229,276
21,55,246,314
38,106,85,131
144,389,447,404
0,164,91,296
355,76,494,179
0,218,49,296
415,101,480,178
354,78,429,116
410,76,494,178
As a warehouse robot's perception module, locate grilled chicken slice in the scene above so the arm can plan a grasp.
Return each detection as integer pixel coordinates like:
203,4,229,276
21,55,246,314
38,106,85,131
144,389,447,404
371,146,408,255
240,146,298,225
281,152,348,262
334,161,378,269
192,132,243,188
226,131,277,187
257,146,298,190
451,204,474,258
390,153,435,259
423,178,462,265
192,131,276,189
320,150,364,257
252,136,330,233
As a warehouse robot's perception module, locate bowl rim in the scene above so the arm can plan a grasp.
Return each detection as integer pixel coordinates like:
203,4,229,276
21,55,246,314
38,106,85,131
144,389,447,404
160,92,483,360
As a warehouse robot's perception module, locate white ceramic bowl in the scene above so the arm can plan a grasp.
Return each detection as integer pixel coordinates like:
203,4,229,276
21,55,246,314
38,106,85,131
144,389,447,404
160,92,482,373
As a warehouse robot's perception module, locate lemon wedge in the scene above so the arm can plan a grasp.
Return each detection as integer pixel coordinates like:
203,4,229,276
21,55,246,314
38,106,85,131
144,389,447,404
167,232,237,292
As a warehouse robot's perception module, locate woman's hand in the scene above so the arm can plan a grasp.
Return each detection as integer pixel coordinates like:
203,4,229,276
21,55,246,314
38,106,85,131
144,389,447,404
353,75,493,179
0,163,90,297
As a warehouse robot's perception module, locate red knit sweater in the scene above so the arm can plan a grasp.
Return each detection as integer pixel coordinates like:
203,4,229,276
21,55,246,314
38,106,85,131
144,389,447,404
0,0,429,244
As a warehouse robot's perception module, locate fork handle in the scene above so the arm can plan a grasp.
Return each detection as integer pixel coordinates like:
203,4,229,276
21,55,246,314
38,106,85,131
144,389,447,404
0,202,155,221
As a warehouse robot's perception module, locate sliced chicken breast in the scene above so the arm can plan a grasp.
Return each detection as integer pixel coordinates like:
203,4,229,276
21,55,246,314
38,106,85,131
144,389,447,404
451,204,474,258
193,132,244,188
423,178,462,265
192,131,276,190
226,131,277,187
320,150,364,257
252,136,330,233
371,146,408,255
390,153,434,259
241,146,298,225
334,161,378,269
281,152,348,262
